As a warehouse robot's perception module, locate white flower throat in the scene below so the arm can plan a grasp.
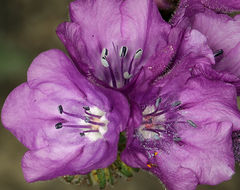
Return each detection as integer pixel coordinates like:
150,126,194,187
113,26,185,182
55,105,109,141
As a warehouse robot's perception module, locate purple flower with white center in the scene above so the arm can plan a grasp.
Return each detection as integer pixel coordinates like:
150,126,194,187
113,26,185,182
1,49,130,182
121,22,240,189
56,0,171,89
171,0,240,94
122,76,240,190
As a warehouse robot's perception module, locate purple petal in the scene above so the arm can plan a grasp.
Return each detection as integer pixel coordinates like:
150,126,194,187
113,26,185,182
171,1,240,92
22,139,115,182
57,0,170,88
179,76,240,131
1,49,130,181
153,121,234,190
192,12,240,76
1,83,48,149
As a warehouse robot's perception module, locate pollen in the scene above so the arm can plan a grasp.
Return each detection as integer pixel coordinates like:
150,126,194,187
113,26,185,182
147,163,157,168
147,164,152,168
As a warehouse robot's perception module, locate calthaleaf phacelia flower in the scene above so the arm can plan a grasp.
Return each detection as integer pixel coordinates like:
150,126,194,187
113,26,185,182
171,0,240,93
56,0,172,90
1,49,130,182
121,23,240,190
122,76,240,190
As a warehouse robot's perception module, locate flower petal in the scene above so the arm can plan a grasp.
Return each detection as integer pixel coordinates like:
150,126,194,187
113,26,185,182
22,139,116,182
1,83,48,149
57,0,170,88
172,2,240,93
154,121,234,190
178,77,240,131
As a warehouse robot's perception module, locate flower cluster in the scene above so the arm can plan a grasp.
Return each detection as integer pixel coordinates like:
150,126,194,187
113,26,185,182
2,0,240,189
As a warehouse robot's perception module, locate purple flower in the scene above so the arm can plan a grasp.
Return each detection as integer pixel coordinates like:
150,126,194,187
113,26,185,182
1,49,130,182
56,0,171,89
121,23,240,189
122,76,240,190
171,0,240,93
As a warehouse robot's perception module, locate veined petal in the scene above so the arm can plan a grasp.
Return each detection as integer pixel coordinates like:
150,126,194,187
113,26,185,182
1,83,48,149
22,139,116,182
179,77,240,131
192,12,240,77
176,121,235,185
57,0,170,89
171,1,240,92
152,121,234,190
1,49,130,181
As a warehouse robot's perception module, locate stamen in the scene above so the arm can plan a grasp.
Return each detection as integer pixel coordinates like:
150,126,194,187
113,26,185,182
173,137,181,142
59,109,85,120
101,57,109,67
214,49,224,57
88,120,105,126
102,46,117,88
123,71,132,79
101,48,108,58
134,48,143,59
172,101,181,107
85,116,90,123
152,110,168,117
187,120,197,128
143,128,161,135
83,106,90,111
80,130,100,137
58,105,63,114
84,111,102,119
155,98,161,108
142,118,153,125
80,132,85,136
55,122,63,129
119,46,128,57
61,124,92,129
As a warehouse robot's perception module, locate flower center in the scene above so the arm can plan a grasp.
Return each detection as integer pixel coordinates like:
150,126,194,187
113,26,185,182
100,44,143,88
55,105,109,141
136,97,198,153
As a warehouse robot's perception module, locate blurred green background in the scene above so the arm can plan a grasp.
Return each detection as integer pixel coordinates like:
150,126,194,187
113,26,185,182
0,0,240,190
